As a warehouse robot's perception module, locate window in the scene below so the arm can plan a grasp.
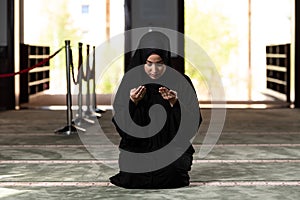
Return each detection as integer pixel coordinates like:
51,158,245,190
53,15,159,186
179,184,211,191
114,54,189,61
81,5,89,14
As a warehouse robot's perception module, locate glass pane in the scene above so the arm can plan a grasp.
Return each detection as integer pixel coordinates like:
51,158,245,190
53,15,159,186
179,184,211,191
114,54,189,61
251,0,292,100
185,0,292,102
24,0,124,94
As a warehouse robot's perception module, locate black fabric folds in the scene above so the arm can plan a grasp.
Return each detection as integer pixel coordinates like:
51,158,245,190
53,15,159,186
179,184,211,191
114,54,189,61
110,31,202,189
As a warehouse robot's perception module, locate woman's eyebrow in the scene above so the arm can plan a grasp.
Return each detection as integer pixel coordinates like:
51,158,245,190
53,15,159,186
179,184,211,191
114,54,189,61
146,60,164,63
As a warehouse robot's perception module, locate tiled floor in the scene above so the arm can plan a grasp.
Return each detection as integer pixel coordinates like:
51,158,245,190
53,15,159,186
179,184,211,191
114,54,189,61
0,107,300,199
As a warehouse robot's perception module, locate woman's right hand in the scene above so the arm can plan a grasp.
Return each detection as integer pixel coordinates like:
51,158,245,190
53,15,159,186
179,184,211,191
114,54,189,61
130,86,146,104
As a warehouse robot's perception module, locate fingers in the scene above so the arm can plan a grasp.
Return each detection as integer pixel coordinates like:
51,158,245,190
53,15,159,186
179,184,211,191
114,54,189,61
159,87,169,99
130,86,146,103
130,86,177,106
131,86,145,96
168,90,177,98
136,86,146,97
158,87,168,98
159,87,177,100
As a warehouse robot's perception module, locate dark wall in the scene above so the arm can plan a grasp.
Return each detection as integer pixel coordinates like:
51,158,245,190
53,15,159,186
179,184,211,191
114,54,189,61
124,0,184,74
295,0,300,108
0,0,15,110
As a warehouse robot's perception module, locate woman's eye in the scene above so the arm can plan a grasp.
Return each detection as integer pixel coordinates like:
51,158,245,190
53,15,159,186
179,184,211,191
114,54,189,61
146,62,164,67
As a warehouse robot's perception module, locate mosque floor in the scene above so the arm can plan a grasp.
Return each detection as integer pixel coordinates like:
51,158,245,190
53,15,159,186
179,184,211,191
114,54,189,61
0,107,300,200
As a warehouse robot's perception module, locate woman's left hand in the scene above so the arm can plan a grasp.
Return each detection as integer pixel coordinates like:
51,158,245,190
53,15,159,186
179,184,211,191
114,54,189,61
159,87,178,107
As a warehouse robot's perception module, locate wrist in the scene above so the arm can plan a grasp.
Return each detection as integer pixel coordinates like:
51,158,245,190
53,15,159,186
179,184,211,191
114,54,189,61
169,98,178,107
130,97,138,105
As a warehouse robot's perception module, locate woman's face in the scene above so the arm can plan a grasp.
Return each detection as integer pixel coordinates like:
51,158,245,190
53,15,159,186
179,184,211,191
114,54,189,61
144,53,166,79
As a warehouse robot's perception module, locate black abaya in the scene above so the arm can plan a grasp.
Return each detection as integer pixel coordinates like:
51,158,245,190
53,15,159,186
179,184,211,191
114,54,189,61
109,31,202,189
110,81,199,189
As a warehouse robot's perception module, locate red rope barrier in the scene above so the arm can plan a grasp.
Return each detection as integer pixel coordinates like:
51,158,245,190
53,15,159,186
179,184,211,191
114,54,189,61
0,46,64,78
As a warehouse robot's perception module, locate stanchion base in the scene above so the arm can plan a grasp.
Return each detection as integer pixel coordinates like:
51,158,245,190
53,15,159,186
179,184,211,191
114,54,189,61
54,125,79,135
85,110,102,119
73,117,95,126
95,108,106,114
94,112,102,119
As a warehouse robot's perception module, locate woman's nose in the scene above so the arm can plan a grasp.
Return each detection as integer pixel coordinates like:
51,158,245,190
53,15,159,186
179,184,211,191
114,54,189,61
151,65,157,72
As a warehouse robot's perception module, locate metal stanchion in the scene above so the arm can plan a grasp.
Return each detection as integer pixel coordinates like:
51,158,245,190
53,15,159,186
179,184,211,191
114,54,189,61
73,43,94,126
77,42,84,122
85,44,92,116
92,46,105,115
83,45,101,119
55,40,81,135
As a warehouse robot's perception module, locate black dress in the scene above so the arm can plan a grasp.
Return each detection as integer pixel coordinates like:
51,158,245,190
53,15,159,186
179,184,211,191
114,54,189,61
110,80,201,189
109,31,201,189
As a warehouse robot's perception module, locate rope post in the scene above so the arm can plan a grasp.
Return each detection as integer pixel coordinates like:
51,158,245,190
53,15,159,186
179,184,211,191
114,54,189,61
85,44,92,116
92,46,105,115
77,42,84,121
55,40,78,135
66,40,73,130
84,45,101,119
92,46,97,111
73,43,94,126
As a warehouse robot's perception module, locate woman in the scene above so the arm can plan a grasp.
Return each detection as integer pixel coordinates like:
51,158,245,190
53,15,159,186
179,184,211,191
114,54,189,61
110,31,202,189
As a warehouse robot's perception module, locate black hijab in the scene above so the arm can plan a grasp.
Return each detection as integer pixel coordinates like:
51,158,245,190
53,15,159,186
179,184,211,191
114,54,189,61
127,31,172,71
